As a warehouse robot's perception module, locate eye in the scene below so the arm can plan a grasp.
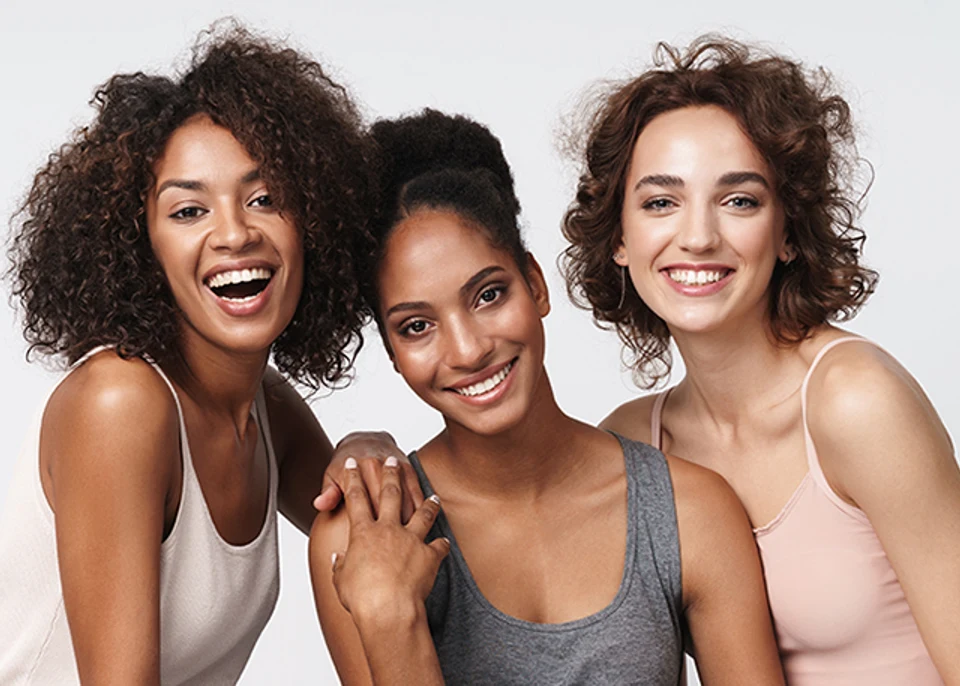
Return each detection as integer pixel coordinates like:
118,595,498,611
169,206,206,221
398,319,431,337
249,193,274,208
477,285,505,306
642,197,676,211
724,195,759,209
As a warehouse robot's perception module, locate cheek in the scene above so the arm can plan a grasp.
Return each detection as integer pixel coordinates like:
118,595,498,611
391,343,438,389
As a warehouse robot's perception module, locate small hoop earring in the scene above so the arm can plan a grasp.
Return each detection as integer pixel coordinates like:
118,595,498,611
617,265,627,310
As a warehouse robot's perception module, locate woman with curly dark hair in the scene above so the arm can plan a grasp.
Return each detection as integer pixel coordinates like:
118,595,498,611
0,24,409,685
308,109,785,685
562,36,959,684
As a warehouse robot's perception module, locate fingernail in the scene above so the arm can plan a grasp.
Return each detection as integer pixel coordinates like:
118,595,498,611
331,552,338,567
428,494,441,505
344,457,357,470
385,456,398,468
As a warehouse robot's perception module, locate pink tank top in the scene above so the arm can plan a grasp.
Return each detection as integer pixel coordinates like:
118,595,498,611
650,337,942,685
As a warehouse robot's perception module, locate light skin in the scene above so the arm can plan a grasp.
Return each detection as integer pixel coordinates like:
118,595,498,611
310,208,785,685
602,105,960,681
38,115,412,685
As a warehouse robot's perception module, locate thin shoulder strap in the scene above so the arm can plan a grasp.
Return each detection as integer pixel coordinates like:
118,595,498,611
649,388,673,452
800,336,877,520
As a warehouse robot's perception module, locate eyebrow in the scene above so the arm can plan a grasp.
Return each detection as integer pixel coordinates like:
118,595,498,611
155,168,262,199
632,170,770,192
383,265,507,318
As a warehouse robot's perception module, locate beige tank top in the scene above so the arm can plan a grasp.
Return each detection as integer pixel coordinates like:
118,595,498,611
0,349,280,684
651,337,942,684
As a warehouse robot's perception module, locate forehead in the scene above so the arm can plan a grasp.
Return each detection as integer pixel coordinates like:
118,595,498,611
379,209,514,304
629,105,770,181
152,115,254,184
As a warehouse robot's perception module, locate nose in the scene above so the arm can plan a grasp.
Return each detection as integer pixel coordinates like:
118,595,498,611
210,204,261,252
442,315,495,371
677,203,721,254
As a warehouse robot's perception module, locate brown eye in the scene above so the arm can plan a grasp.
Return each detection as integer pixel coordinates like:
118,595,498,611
170,206,206,220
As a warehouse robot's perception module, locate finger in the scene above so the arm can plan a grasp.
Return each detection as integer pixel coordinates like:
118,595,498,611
406,493,442,539
400,460,425,523
357,455,385,517
341,458,374,526
427,536,451,565
377,456,404,522
313,476,343,512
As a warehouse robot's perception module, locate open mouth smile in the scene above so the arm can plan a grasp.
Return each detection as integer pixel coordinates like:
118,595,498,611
662,266,734,295
205,267,275,303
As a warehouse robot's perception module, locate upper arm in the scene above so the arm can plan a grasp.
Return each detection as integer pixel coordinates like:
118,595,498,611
263,368,334,533
309,511,374,686
43,356,177,685
668,455,784,686
808,345,960,681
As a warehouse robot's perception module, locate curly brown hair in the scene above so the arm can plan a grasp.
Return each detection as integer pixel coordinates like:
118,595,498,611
6,21,376,389
561,35,878,388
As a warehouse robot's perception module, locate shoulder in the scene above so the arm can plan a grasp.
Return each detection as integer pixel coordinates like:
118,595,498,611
805,338,954,500
47,351,178,434
261,367,325,467
309,507,351,571
599,393,660,443
42,352,179,499
665,453,744,527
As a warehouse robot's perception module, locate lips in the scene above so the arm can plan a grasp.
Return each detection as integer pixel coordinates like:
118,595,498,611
661,264,735,296
449,359,515,397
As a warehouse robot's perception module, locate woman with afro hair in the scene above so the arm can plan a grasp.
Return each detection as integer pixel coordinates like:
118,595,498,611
0,22,410,685
562,36,959,683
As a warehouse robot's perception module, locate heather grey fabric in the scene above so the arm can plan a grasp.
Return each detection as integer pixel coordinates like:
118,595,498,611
409,434,684,685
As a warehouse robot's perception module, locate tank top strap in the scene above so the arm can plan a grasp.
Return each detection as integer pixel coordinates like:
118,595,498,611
649,388,674,452
800,336,877,521
252,385,280,502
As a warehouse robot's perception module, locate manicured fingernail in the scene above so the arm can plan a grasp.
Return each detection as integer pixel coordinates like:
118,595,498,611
385,456,398,468
345,457,357,470
331,552,338,567
428,494,441,505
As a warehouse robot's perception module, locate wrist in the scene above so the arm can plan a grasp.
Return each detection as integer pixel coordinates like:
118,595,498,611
353,595,426,637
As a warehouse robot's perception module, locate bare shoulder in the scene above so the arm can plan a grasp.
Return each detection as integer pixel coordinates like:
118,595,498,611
46,351,178,438
599,394,660,443
42,351,179,502
665,453,744,525
805,338,954,500
309,508,351,575
262,367,324,466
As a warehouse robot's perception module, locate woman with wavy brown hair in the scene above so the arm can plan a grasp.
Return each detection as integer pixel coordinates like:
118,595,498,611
562,36,959,684
0,23,404,685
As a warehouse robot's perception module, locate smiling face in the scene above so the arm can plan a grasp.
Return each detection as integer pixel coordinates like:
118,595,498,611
146,114,303,358
616,105,789,337
378,208,550,436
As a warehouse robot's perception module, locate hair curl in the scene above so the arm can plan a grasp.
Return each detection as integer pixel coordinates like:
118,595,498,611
6,21,376,389
561,35,878,388
367,109,527,320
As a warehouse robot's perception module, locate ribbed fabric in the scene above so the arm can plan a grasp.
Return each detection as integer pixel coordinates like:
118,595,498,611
0,349,279,685
409,435,685,685
651,338,941,685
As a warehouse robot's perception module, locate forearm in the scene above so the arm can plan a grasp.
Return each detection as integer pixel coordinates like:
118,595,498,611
354,603,444,686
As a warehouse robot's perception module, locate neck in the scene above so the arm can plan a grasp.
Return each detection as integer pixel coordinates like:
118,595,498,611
162,327,269,434
670,314,810,431
429,370,590,500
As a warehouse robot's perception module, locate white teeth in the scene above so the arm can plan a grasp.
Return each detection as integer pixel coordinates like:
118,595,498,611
667,269,728,286
206,267,273,290
454,361,514,397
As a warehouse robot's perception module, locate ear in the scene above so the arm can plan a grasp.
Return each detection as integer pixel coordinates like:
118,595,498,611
779,241,797,264
523,252,551,318
613,243,628,267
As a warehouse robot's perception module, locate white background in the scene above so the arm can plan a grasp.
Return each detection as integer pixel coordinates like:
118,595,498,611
1,1,956,684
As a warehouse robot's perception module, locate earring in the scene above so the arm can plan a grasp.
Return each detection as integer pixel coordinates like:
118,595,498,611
617,265,627,310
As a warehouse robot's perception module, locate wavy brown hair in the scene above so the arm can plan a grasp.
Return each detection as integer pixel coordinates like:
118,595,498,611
561,35,878,388
6,21,376,389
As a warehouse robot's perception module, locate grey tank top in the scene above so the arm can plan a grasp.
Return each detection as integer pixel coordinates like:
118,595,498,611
409,434,684,685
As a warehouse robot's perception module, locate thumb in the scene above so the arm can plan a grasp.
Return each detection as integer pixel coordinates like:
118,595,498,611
313,478,343,512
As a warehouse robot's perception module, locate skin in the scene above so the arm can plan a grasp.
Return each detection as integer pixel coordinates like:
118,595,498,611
37,115,412,684
602,105,960,681
310,208,785,685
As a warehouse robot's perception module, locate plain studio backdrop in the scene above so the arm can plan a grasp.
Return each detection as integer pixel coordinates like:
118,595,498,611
1,1,956,684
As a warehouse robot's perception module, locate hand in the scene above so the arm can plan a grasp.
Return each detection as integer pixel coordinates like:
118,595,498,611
314,431,425,521
331,456,450,629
